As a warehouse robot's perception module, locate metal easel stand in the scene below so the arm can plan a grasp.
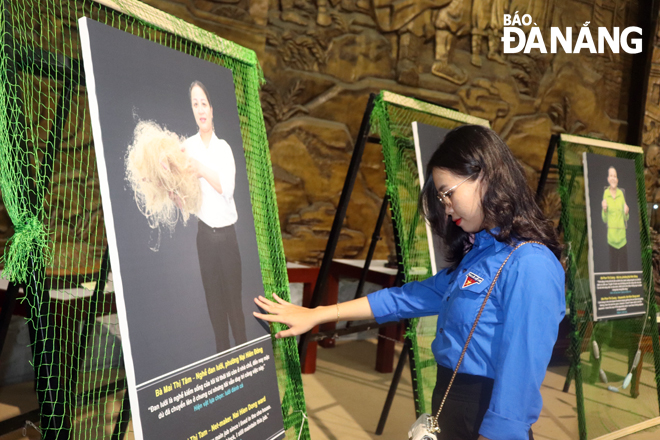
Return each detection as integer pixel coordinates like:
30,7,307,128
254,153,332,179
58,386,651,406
295,92,421,433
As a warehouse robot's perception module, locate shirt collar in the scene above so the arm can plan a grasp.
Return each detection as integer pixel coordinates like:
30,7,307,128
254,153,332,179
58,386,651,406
196,131,219,144
473,228,509,252
606,188,621,199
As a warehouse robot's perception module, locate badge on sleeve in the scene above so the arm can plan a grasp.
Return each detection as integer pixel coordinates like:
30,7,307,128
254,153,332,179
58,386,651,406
462,272,484,288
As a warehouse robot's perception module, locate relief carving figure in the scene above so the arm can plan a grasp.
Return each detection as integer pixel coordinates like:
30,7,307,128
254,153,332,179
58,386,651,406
373,0,470,86
279,0,314,25
280,0,368,27
470,0,508,67
317,0,332,26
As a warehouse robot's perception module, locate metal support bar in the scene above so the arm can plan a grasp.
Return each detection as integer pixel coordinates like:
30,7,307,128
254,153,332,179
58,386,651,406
536,134,559,202
352,195,390,302
110,391,131,440
0,282,20,355
27,256,70,439
298,93,376,361
310,321,396,342
375,337,409,435
71,249,111,406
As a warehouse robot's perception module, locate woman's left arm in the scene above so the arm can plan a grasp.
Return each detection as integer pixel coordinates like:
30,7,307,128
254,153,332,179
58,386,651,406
478,249,565,440
213,140,236,198
190,140,236,197
193,160,224,194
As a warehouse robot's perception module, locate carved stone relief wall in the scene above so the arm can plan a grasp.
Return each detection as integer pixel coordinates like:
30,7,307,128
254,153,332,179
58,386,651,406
641,9,660,305
0,0,643,268
643,15,660,204
181,0,637,265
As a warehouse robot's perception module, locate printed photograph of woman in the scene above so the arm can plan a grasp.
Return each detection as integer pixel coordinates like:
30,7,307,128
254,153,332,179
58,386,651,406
601,166,629,272
584,153,644,321
185,80,247,352
80,18,285,440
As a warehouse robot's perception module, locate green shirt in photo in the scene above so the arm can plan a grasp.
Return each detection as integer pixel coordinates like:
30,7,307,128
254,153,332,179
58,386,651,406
602,187,629,249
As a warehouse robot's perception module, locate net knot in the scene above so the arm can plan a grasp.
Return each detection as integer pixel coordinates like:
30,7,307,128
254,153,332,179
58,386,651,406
1,215,51,283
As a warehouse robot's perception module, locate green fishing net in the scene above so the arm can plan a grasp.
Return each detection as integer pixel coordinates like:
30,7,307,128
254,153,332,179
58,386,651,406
371,92,660,439
369,91,489,415
557,136,660,439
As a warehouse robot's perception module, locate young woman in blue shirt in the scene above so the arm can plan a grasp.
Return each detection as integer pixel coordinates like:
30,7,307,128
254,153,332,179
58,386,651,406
254,125,565,440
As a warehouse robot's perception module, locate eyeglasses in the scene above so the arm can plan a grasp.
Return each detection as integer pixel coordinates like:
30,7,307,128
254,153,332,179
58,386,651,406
436,174,475,205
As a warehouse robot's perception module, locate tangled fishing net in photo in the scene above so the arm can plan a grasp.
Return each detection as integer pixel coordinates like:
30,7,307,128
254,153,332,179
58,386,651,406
125,120,201,230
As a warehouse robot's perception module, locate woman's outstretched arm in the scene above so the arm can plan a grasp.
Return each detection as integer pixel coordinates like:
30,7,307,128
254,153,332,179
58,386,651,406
253,295,374,339
189,158,224,194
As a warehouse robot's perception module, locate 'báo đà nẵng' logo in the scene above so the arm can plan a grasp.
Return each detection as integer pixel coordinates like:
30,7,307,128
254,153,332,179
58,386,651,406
501,12,642,54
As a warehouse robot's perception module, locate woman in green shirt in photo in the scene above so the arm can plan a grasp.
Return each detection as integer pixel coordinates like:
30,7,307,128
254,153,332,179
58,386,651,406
589,166,631,385
601,166,629,272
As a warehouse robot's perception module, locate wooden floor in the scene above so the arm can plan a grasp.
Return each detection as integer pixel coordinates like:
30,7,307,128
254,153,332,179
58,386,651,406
1,339,660,440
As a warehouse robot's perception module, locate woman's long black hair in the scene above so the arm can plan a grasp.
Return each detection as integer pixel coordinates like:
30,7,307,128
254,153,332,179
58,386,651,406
419,125,562,270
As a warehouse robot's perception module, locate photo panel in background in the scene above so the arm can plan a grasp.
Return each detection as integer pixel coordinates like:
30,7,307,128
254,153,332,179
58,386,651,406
80,17,284,440
583,153,644,321
412,121,450,275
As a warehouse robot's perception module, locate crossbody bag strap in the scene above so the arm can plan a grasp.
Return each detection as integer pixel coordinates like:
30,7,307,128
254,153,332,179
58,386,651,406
429,240,543,433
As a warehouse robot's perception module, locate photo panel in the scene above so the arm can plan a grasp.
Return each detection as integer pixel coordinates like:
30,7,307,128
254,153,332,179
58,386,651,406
412,121,451,275
583,153,644,321
80,17,284,440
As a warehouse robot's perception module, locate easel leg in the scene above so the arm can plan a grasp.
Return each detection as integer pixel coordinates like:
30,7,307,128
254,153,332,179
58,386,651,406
111,390,131,440
375,337,409,435
27,261,70,440
352,195,390,303
376,323,400,373
298,93,377,362
301,282,319,374
536,134,559,202
563,365,573,392
0,282,20,355
318,273,338,349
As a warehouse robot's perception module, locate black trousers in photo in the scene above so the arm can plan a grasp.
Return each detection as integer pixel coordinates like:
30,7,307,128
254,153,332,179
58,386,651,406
197,220,247,353
609,244,628,272
431,365,533,440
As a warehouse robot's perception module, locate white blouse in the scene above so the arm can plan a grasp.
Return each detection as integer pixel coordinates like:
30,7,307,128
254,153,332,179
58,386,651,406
184,132,238,228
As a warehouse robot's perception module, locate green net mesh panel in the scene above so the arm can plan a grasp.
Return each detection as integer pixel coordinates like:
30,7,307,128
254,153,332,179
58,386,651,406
557,137,660,439
369,91,488,415
0,0,309,438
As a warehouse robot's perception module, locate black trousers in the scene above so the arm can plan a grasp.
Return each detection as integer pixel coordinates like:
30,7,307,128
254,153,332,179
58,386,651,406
197,220,247,353
609,244,628,272
431,365,533,440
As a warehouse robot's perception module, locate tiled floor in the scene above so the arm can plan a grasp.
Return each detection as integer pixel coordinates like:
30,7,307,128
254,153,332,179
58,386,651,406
1,339,660,439
301,339,660,440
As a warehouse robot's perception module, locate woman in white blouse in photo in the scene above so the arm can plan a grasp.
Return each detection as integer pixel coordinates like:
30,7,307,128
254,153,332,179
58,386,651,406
185,80,246,353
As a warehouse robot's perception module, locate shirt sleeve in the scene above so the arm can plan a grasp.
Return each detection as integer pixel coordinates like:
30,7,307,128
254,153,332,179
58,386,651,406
214,139,236,200
367,269,452,323
479,251,565,440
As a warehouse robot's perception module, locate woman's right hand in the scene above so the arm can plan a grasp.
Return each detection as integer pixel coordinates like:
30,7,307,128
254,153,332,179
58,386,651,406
602,199,608,211
187,158,203,178
253,294,322,339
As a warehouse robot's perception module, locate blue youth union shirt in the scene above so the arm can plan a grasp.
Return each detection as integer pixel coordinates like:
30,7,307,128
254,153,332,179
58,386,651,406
367,229,565,440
